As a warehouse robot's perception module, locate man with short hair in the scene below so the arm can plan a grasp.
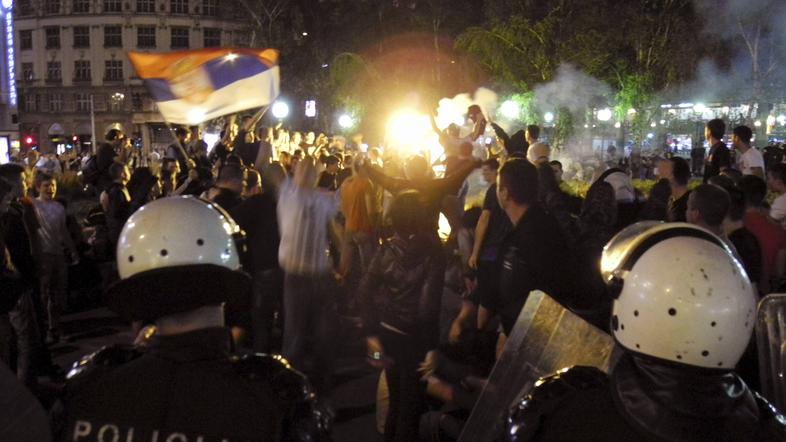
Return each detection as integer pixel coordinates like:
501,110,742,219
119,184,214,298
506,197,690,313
209,164,245,212
732,125,764,178
549,160,563,184
767,163,786,228
96,129,130,191
166,126,191,185
32,173,78,343
703,118,731,182
527,142,551,166
686,184,731,239
479,159,574,336
525,124,540,146
317,155,340,191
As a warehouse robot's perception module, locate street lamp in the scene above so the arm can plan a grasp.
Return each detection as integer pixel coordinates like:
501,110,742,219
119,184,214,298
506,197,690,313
272,101,289,120
338,114,354,129
499,100,520,120
597,108,612,122
544,112,554,123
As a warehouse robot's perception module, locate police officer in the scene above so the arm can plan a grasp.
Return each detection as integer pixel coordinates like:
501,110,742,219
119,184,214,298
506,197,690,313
506,222,786,441
60,196,330,441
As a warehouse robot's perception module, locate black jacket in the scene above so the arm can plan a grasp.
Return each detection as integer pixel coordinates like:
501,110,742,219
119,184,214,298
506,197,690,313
0,199,38,313
60,327,330,441
507,353,786,441
358,233,445,349
230,192,280,274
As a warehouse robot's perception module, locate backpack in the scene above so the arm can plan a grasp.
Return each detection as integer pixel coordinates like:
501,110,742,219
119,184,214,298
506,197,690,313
81,156,100,186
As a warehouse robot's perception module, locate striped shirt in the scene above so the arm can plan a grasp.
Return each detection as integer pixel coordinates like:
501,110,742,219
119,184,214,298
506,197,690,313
277,178,339,275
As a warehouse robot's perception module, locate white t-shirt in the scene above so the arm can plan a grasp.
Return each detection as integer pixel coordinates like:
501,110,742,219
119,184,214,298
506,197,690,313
770,193,786,228
738,147,765,175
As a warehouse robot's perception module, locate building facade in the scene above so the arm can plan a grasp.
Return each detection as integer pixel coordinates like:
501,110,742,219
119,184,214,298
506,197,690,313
14,0,251,154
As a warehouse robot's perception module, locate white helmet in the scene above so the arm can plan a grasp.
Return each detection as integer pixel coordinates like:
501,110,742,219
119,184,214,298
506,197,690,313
108,196,249,320
601,222,756,369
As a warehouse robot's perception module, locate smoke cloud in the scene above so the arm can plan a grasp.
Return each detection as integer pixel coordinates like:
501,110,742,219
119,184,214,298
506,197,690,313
533,64,612,115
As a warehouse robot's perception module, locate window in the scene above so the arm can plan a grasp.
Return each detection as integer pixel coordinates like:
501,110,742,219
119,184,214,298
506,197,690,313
21,63,34,82
136,0,155,12
131,92,143,110
105,60,123,81
45,27,61,49
137,26,156,48
24,94,38,112
202,0,217,16
45,0,61,14
73,0,91,12
104,26,122,47
203,28,220,47
46,61,62,82
74,60,91,81
109,93,125,112
170,0,187,14
73,26,90,48
49,94,63,112
75,93,91,112
19,30,32,50
17,0,34,16
170,27,189,49
104,0,122,12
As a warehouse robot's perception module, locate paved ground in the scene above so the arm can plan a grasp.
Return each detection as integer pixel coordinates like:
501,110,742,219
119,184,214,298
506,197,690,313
50,307,385,441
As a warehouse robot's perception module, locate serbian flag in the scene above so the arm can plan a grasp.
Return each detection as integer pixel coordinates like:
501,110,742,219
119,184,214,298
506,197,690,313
127,48,280,125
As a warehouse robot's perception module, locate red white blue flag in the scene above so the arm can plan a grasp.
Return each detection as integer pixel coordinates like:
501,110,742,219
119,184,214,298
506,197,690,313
127,48,280,125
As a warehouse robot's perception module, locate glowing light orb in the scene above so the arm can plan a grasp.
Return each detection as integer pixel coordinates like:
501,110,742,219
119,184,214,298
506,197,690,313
272,101,289,119
597,108,612,122
499,100,520,120
544,112,554,123
338,114,354,129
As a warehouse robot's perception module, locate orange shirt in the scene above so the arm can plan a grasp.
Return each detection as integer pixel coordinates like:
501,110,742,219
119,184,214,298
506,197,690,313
341,176,375,233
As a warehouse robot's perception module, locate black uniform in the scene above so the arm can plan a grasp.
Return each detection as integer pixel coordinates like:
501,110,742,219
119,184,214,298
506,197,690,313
507,352,786,442
61,327,330,441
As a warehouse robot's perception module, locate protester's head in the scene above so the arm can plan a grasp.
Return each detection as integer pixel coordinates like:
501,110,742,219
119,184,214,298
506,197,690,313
389,190,428,236
108,196,249,324
668,157,691,187
721,168,743,184
497,159,538,210
446,124,460,138
352,156,369,178
705,119,726,142
580,180,617,230
404,155,429,180
549,160,563,184
708,175,745,222
325,155,340,174
526,125,540,142
162,158,178,176
368,147,381,163
0,163,27,199
481,158,499,185
687,184,730,230
767,163,786,193
732,125,753,150
278,151,291,167
527,142,551,166
174,126,189,143
34,172,56,201
738,174,768,208
244,169,262,198
467,105,483,123
537,162,561,199
106,128,124,143
216,164,245,194
109,163,130,185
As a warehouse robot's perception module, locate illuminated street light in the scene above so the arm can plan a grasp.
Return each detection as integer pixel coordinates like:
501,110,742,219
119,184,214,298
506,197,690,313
647,133,654,139
499,100,520,120
650,122,657,128
614,122,622,129
754,120,762,127
272,101,289,119
338,114,354,129
778,115,786,126
659,119,666,125
693,103,706,113
597,108,612,122
767,115,776,126
544,112,554,123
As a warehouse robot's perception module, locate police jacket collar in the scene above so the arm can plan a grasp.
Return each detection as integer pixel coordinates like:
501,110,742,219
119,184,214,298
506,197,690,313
147,327,233,363
611,351,760,440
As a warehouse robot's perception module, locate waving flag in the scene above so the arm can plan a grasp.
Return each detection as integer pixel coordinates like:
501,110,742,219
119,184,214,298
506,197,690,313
128,48,279,125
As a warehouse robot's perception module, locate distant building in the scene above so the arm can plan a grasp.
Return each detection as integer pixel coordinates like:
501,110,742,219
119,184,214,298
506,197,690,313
0,1,19,163
13,0,251,154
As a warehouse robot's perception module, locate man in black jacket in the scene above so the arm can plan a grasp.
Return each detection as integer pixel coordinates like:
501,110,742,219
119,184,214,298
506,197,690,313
703,118,731,183
60,196,330,441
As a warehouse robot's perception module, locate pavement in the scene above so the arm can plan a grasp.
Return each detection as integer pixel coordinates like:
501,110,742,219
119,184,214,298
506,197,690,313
50,307,385,441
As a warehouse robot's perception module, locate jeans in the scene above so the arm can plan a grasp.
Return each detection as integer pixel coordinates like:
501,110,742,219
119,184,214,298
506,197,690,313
380,327,429,442
38,253,68,334
282,272,337,396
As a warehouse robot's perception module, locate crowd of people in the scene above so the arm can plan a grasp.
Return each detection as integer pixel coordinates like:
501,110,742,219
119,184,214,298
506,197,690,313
1,107,785,441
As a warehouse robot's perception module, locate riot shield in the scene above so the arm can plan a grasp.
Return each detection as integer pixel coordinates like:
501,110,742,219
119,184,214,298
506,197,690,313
458,291,619,442
756,293,786,411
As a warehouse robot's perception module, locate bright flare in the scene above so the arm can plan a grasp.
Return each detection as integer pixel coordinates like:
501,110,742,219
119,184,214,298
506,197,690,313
544,112,555,123
272,101,289,119
500,100,520,120
597,108,612,122
338,114,354,129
